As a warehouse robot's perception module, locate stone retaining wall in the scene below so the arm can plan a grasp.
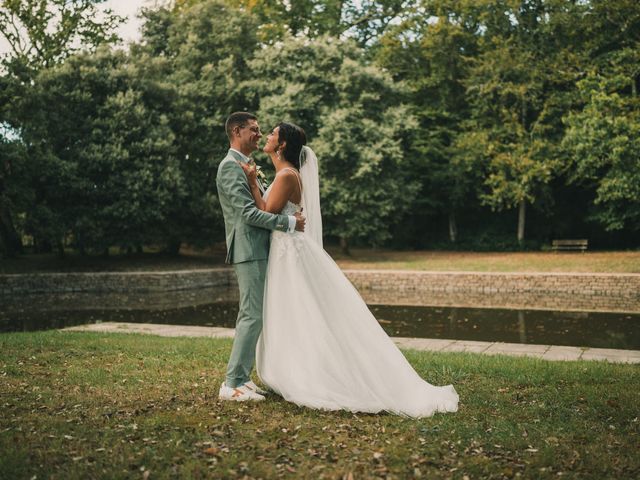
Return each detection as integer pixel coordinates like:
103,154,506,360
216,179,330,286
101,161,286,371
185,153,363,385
0,269,235,294
346,270,640,313
1,269,639,313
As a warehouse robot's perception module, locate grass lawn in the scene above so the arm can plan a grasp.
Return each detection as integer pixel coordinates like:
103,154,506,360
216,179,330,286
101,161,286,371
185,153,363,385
1,331,638,479
1,248,639,274
330,249,640,273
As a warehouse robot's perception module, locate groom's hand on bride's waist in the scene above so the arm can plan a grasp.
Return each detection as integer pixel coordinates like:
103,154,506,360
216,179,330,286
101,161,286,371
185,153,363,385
294,211,305,232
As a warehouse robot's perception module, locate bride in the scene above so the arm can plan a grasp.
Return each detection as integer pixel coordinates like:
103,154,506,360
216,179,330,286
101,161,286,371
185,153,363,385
239,122,458,418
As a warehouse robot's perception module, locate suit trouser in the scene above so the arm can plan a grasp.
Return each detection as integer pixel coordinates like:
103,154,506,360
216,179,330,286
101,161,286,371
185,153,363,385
225,259,268,388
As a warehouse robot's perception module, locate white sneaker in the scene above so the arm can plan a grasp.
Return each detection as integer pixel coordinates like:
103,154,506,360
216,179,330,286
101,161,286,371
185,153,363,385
218,382,265,402
243,380,268,396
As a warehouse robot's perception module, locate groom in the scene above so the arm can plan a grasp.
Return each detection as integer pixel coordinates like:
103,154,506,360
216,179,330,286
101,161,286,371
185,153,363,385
216,112,305,402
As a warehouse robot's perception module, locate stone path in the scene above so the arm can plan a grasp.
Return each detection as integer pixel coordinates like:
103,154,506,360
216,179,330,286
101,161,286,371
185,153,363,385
63,322,640,364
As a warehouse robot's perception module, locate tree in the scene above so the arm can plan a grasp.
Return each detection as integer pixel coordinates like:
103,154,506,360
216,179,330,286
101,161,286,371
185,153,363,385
558,0,640,234
0,0,124,256
20,48,184,253
563,58,640,232
220,0,409,45
0,133,25,256
135,0,263,249
244,35,420,252
457,0,580,245
377,4,480,244
0,0,123,71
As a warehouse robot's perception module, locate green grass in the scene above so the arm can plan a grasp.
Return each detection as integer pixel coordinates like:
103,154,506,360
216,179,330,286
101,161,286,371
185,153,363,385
1,331,638,479
2,248,639,274
330,249,640,273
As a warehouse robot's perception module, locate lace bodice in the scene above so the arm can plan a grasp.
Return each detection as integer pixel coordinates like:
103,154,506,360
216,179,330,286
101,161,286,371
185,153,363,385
267,194,304,260
280,200,302,216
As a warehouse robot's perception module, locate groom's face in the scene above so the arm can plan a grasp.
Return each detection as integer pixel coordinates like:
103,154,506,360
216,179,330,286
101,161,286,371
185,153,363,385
237,119,262,153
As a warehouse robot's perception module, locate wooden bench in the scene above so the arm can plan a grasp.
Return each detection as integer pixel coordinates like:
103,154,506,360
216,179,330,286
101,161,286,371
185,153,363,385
551,239,588,252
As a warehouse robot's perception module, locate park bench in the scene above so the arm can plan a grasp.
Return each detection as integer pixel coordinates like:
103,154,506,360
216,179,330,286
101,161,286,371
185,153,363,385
551,239,588,252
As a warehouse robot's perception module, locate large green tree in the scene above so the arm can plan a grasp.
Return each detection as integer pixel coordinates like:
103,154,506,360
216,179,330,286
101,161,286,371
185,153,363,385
0,0,124,255
19,48,183,253
562,0,640,232
377,2,480,244
0,0,123,70
133,0,263,250
218,0,409,45
457,0,582,245
563,72,640,232
243,35,419,251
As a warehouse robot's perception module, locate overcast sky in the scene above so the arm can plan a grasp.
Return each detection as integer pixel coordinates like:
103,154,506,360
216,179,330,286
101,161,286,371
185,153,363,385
0,0,150,56
103,0,149,45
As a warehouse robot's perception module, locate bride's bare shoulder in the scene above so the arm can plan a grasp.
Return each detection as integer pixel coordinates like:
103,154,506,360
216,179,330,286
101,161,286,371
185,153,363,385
274,169,299,188
273,168,301,202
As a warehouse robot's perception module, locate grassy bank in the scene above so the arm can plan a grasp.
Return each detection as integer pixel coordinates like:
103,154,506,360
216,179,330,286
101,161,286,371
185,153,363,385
331,249,640,273
1,331,638,479
2,249,640,274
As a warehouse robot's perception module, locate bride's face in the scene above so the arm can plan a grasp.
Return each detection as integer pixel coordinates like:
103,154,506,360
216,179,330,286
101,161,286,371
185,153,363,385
263,126,281,154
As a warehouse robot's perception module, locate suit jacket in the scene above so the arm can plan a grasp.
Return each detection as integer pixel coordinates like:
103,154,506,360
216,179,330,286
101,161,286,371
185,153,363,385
216,149,290,264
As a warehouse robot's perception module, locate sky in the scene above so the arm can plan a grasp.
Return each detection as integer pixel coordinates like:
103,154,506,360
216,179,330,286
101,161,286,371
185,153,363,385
0,0,150,56
103,0,150,46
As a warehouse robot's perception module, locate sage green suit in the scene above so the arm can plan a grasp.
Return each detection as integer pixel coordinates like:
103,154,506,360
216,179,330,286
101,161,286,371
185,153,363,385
216,149,290,388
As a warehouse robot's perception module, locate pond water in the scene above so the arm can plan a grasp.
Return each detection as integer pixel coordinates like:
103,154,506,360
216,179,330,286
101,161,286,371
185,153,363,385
2,299,639,350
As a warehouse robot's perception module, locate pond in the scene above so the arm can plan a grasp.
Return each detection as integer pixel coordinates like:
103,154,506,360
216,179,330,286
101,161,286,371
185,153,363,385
2,295,639,350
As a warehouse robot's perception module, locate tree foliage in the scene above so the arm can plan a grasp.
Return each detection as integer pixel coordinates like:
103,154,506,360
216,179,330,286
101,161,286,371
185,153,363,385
1,0,640,256
0,0,124,71
244,35,420,248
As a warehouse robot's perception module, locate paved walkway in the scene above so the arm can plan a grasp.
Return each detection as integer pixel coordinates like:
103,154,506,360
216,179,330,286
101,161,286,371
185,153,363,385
63,322,640,364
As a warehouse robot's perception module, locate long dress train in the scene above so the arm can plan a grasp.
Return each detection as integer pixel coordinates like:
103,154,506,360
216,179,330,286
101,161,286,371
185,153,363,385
256,197,459,418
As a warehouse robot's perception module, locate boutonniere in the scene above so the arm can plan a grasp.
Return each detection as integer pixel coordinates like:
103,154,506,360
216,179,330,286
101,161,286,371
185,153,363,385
255,163,267,184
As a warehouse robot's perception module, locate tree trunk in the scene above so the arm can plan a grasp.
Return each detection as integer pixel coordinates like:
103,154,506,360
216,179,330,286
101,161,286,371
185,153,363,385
0,176,23,257
165,240,181,256
340,236,350,256
517,199,526,245
448,211,458,243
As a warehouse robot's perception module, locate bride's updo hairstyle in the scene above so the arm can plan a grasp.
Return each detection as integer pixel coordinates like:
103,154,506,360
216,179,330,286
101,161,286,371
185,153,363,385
277,122,307,170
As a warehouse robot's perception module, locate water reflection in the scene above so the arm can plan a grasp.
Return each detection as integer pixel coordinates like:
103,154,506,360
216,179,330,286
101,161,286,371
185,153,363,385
369,305,640,350
2,297,639,350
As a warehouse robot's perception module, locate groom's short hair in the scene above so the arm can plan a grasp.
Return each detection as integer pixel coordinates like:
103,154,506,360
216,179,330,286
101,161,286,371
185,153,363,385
225,112,258,140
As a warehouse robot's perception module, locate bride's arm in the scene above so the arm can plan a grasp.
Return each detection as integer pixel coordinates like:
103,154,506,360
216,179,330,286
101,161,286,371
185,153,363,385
241,164,297,214
241,164,267,211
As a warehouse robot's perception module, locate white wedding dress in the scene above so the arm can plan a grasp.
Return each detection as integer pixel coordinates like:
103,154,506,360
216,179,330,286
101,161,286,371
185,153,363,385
255,148,458,418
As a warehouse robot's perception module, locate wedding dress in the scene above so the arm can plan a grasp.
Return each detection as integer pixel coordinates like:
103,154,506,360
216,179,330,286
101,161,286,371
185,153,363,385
255,147,458,418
